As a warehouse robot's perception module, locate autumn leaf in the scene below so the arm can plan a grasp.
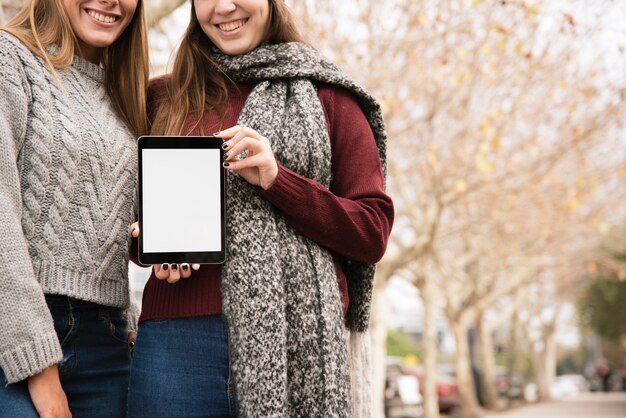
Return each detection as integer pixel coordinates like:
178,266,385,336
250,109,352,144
491,137,502,152
456,48,470,60
379,96,394,115
587,261,598,274
597,223,611,235
475,155,495,173
427,151,438,167
491,25,509,34
499,37,508,50
455,179,468,194
567,196,581,212
450,74,464,87
526,4,541,17
481,123,496,139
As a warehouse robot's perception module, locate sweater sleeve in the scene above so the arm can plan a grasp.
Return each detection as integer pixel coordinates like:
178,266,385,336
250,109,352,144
259,86,394,263
0,37,63,384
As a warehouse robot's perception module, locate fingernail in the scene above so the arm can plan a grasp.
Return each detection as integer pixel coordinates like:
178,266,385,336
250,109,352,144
223,152,229,160
223,162,230,167
162,263,169,271
182,264,189,271
221,142,229,150
171,264,178,272
213,131,221,136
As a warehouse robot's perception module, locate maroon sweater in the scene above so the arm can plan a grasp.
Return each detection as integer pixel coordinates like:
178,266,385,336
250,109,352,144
136,79,394,323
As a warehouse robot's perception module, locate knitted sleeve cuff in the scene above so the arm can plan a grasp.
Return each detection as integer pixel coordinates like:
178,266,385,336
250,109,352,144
259,163,313,204
0,332,63,384
124,300,140,332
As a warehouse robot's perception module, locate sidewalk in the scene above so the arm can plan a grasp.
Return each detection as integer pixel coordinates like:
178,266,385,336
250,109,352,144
485,392,626,418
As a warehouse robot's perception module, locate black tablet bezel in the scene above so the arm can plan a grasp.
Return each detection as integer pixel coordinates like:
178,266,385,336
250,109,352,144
137,135,226,264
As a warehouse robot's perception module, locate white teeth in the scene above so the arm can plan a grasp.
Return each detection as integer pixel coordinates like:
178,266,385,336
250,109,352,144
87,10,117,24
219,19,246,32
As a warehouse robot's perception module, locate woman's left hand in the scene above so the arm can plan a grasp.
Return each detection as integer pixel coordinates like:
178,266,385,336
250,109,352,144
216,126,278,190
129,222,200,284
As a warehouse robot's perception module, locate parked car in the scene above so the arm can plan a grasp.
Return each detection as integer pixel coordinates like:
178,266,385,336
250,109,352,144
409,364,460,413
550,374,589,398
386,360,423,418
494,367,524,400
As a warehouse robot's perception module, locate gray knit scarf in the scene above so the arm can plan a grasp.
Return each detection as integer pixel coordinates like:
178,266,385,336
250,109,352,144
213,42,387,417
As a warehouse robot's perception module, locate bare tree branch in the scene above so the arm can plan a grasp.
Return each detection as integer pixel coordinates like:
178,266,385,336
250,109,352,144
145,0,188,27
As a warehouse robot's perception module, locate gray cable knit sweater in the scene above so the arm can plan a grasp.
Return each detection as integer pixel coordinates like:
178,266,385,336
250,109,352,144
0,31,137,384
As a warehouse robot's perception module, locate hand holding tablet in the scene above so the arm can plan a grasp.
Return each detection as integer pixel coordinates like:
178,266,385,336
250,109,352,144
130,222,199,283
137,136,226,265
216,126,278,190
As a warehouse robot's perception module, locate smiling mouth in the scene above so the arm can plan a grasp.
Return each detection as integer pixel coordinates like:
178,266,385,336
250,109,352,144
217,18,248,32
86,9,119,24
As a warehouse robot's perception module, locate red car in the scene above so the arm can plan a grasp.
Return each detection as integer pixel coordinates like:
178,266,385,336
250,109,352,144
408,364,460,413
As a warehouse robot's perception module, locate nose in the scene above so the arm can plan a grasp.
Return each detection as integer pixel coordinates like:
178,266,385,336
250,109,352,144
214,0,236,14
99,0,120,5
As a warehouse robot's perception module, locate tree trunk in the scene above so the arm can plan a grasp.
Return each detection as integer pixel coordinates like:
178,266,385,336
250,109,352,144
506,310,526,405
370,273,388,418
544,326,557,397
533,324,557,402
420,278,441,418
450,319,483,418
532,341,550,401
476,311,498,410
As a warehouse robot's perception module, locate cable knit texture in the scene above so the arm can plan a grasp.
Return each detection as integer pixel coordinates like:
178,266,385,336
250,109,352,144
0,32,137,384
212,42,386,417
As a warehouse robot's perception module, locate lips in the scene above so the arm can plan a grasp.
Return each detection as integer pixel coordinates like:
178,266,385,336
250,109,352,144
217,18,248,32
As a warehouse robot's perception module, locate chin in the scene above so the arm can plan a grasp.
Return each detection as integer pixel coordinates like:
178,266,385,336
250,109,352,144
223,45,255,56
87,37,118,48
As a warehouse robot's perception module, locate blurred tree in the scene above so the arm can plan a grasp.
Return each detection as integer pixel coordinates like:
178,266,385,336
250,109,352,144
145,0,186,26
289,0,626,416
0,0,21,22
583,221,626,340
581,274,626,342
387,329,422,359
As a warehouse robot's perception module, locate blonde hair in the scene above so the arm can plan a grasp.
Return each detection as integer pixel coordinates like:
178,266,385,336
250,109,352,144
151,0,308,136
3,0,148,137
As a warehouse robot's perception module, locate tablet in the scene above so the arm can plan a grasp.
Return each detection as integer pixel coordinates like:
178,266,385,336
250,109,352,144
137,136,225,264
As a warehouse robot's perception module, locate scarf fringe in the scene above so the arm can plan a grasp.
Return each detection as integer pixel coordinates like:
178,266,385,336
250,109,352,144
346,329,372,418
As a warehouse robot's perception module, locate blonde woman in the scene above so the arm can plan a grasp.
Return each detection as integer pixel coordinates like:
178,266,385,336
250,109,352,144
0,1,148,417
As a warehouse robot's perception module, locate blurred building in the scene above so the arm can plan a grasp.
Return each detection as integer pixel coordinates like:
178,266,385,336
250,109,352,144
386,277,455,353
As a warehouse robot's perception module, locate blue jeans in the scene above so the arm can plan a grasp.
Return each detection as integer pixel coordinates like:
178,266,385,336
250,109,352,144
0,295,132,418
128,315,238,418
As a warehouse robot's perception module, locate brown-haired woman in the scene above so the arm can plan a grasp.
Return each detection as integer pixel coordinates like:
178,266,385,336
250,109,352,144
127,0,393,417
0,1,148,417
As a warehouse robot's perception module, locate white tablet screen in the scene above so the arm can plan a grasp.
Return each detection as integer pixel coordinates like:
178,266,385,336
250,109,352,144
141,148,222,253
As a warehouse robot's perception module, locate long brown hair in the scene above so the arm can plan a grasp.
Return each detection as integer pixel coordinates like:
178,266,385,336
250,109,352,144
151,0,307,136
3,0,149,137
